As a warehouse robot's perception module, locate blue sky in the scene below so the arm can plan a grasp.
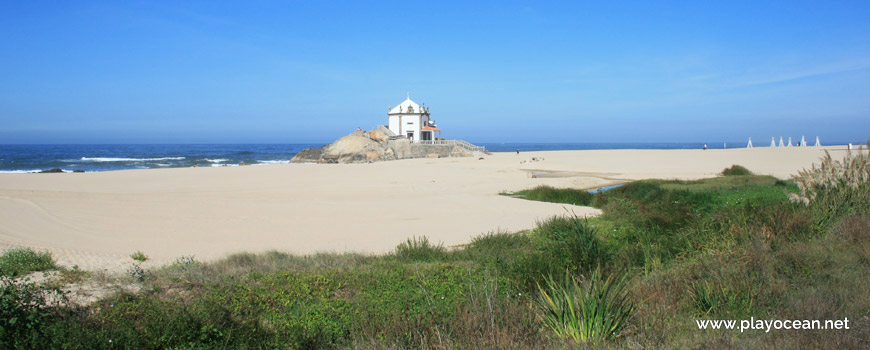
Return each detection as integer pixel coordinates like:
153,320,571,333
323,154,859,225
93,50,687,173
1,1,869,144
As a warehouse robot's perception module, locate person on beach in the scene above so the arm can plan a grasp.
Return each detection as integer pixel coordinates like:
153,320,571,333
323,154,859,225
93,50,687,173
704,144,707,150
516,148,520,155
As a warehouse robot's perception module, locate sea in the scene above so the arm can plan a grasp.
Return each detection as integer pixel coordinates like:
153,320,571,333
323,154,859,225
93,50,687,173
0,142,850,173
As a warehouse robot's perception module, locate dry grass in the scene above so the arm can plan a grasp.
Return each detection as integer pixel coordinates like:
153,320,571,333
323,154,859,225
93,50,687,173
796,149,870,198
795,149,870,226
831,215,870,243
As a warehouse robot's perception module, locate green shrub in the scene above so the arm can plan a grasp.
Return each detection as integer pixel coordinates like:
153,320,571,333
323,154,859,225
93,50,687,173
85,292,270,349
496,216,611,290
463,231,533,261
537,269,634,343
0,249,56,278
721,165,753,176
0,276,64,348
537,216,608,272
349,263,515,348
394,236,447,261
458,231,534,271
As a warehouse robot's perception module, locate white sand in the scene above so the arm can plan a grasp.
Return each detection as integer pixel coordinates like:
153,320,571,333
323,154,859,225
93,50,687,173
0,146,850,272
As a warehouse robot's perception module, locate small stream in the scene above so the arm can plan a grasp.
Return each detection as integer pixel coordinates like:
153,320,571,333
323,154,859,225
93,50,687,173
588,184,625,194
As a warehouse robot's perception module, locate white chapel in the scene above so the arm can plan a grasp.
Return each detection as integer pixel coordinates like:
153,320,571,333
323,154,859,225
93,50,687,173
387,95,441,143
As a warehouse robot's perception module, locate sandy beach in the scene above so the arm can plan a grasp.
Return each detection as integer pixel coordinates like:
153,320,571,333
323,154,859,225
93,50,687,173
0,146,851,272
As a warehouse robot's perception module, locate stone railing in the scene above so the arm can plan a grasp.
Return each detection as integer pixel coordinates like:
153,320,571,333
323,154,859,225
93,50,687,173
418,140,485,152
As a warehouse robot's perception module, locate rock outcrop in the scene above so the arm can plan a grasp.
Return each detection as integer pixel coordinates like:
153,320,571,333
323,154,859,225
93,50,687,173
292,129,395,163
291,128,481,164
365,129,388,143
319,134,389,163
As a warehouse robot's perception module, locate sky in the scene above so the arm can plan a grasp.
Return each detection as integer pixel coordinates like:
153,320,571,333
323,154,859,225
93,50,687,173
1,0,869,144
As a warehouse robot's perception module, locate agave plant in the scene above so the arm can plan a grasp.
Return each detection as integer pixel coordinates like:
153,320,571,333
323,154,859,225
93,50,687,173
537,269,635,343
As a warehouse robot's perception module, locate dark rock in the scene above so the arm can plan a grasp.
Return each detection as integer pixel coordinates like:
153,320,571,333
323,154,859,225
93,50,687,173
40,168,64,173
73,169,85,173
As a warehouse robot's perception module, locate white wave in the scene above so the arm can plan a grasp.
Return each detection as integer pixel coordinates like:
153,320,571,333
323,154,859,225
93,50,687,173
0,169,43,173
0,169,72,173
78,156,186,162
210,163,240,167
205,158,228,163
257,160,291,165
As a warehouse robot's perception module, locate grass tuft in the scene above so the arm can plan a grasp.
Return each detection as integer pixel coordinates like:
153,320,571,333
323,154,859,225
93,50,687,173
130,250,148,262
394,236,448,261
721,165,753,176
690,280,755,316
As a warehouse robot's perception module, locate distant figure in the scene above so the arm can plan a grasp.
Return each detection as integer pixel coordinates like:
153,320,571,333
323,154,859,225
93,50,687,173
193,163,198,168
356,127,362,131
703,144,707,150
516,148,520,155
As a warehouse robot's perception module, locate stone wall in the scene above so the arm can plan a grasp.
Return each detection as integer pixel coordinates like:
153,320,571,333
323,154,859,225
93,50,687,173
388,139,412,159
409,144,451,158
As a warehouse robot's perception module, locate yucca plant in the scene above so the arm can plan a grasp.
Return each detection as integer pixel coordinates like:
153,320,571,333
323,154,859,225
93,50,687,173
795,149,870,226
537,269,634,343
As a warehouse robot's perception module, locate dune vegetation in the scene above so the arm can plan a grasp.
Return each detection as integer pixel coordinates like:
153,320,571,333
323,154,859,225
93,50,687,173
0,248,56,278
2,152,869,349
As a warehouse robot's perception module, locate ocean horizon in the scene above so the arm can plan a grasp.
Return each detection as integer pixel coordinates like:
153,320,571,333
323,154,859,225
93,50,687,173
0,141,859,173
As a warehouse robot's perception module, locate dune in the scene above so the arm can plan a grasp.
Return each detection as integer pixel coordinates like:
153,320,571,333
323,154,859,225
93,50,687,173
0,146,850,272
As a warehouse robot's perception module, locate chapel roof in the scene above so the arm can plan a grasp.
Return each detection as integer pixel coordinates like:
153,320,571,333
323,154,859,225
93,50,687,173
389,96,426,114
